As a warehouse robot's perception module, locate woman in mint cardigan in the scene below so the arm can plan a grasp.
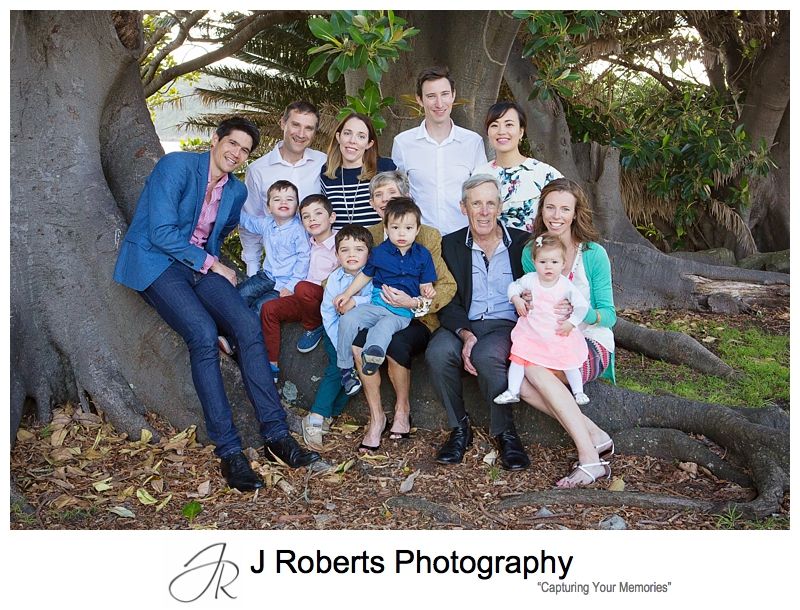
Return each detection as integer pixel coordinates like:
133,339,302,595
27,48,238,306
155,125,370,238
517,178,617,488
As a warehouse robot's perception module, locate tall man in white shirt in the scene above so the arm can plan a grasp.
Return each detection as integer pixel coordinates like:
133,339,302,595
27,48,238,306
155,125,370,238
391,66,487,235
240,101,327,276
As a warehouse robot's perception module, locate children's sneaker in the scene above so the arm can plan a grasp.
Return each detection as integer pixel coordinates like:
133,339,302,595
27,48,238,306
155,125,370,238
361,345,385,376
574,392,590,406
270,363,280,385
296,326,324,353
341,368,362,396
302,414,324,450
493,390,520,404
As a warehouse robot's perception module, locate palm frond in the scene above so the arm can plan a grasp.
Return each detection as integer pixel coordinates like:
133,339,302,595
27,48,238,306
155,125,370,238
706,198,757,254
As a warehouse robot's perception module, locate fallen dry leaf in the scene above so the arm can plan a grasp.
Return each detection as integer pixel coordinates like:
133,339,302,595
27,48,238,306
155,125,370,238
108,506,135,518
678,462,698,475
136,488,158,505
197,480,211,497
608,477,626,492
50,427,69,447
399,469,420,494
16,429,35,442
92,478,113,492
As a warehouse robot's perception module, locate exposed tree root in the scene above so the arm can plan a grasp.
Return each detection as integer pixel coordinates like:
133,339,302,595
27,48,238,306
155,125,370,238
614,317,739,378
499,489,717,513
614,428,751,486
605,241,789,311
584,384,790,518
386,496,464,524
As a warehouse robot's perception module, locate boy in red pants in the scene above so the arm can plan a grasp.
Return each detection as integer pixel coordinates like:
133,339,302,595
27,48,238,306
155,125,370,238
260,194,338,382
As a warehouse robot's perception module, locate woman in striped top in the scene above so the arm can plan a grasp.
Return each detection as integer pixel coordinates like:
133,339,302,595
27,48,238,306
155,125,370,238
321,112,396,229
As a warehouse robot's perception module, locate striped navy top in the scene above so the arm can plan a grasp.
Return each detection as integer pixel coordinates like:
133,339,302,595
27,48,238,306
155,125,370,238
320,157,396,229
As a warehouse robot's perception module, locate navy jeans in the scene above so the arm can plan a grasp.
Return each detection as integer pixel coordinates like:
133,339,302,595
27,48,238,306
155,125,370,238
141,262,289,457
238,269,279,315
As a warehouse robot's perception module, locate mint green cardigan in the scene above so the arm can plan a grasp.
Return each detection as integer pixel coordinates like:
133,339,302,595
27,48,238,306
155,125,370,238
521,241,616,383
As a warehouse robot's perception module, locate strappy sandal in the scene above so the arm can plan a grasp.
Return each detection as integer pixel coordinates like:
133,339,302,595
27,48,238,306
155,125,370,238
595,438,615,460
557,461,611,488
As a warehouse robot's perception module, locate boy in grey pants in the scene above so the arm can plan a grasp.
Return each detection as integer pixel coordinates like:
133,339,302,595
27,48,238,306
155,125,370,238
333,198,437,395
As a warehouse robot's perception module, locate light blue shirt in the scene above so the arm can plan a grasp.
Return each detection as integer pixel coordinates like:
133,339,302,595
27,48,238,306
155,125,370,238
466,226,517,323
239,212,310,292
321,267,373,344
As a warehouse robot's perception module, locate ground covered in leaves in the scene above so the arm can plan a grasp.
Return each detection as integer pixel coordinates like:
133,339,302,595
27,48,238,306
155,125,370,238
11,309,789,531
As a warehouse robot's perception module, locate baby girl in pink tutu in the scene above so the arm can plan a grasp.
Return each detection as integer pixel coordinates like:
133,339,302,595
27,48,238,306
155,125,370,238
495,232,591,406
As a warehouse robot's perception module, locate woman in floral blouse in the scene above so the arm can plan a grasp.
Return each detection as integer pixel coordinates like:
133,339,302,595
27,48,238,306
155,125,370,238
474,101,563,232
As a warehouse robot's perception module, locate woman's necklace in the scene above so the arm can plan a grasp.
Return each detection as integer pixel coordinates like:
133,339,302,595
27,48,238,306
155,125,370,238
340,168,365,223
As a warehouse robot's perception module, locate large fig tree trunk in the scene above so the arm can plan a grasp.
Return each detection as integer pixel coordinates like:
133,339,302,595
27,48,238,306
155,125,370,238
10,11,260,448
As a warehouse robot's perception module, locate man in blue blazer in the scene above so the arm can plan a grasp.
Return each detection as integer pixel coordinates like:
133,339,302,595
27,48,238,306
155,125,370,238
114,117,320,491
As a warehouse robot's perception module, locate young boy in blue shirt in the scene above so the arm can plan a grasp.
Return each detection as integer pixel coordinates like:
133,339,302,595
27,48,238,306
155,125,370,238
237,179,310,314
333,198,437,395
302,224,375,449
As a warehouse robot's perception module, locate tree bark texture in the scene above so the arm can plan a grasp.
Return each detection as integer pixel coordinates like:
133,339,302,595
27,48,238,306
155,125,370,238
375,10,520,148
10,11,258,448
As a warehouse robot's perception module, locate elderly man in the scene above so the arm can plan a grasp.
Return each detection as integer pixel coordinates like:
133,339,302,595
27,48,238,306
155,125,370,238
114,117,320,492
425,174,531,470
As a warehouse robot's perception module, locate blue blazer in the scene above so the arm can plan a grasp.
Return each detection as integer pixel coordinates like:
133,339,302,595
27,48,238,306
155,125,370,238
113,151,247,291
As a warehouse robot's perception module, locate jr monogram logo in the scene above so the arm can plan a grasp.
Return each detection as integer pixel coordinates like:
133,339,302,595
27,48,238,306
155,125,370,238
169,542,240,603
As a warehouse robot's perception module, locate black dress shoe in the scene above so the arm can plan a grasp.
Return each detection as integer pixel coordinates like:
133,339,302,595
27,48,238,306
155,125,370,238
436,417,473,464
494,429,531,471
265,434,321,468
220,452,264,491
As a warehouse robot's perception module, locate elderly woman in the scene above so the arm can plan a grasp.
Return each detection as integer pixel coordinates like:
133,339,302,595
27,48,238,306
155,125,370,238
351,170,456,450
474,101,562,233
517,178,617,487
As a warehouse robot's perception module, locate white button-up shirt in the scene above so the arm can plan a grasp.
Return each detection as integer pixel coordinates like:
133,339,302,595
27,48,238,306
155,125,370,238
240,142,327,276
392,120,487,236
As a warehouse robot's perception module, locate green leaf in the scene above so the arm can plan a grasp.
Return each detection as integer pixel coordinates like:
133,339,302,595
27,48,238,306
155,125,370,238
366,60,382,83
307,53,328,78
308,43,336,55
353,45,368,69
308,17,335,42
327,62,341,84
352,14,369,29
349,26,366,46
182,500,203,522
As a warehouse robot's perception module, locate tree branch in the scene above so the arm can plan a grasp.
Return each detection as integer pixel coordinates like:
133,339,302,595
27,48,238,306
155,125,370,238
141,11,207,86
600,56,681,92
142,10,311,98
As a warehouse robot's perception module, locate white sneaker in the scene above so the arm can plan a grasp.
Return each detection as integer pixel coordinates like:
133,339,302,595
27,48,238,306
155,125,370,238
301,414,324,450
493,390,520,404
574,392,590,405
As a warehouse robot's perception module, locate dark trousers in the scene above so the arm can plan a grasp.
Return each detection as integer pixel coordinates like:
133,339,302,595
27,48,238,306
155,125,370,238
141,262,288,457
425,319,517,436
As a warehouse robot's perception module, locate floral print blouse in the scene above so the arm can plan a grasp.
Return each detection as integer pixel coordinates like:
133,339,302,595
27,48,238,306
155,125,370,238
474,157,563,232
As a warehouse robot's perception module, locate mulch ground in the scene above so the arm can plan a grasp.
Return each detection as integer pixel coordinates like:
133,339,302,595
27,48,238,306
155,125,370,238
10,308,789,531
